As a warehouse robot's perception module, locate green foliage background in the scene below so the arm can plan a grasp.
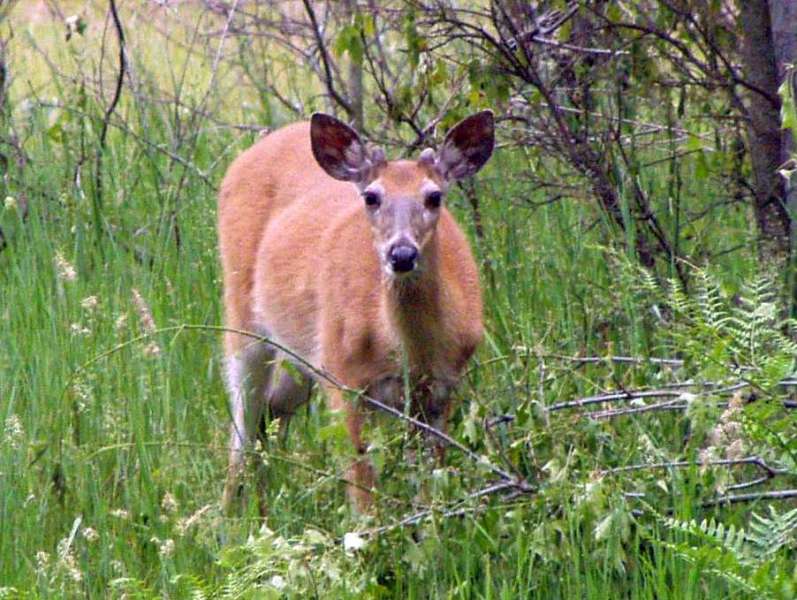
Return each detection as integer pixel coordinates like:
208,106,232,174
1,2,796,598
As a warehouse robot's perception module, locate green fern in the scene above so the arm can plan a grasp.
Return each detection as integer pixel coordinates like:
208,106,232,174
650,509,797,598
663,516,750,564
694,271,731,333
626,269,797,598
748,507,797,561
641,506,791,599
667,276,691,316
171,574,211,600
653,270,796,390
655,538,771,598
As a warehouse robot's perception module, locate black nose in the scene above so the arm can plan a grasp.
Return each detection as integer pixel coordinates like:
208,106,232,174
388,245,418,273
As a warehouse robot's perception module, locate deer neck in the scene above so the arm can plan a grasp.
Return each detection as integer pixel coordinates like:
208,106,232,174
381,237,444,369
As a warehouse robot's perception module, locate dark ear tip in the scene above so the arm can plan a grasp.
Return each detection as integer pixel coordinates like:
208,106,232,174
310,112,335,127
470,109,494,123
452,110,494,137
476,109,495,130
310,113,361,143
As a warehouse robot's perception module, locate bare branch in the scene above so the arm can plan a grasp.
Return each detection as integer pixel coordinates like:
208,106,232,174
602,456,787,477
361,479,524,538
93,0,126,223
302,0,353,118
703,489,797,508
64,323,523,485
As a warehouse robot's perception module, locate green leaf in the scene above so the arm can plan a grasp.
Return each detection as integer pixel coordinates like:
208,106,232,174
430,59,448,86
362,14,375,38
334,24,363,65
403,11,421,68
318,420,348,445
46,122,64,143
278,359,305,387
694,150,709,181
779,74,797,133
686,134,704,152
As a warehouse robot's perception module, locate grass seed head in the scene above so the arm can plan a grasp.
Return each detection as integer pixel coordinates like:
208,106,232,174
54,252,77,282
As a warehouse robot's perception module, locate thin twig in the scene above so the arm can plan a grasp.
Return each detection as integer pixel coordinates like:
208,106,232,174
362,479,521,538
523,35,629,56
302,0,352,117
601,456,786,477
548,389,683,412
543,354,684,367
63,323,523,485
725,477,772,492
550,382,750,413
92,0,126,235
586,399,688,419
81,439,421,511
703,489,797,508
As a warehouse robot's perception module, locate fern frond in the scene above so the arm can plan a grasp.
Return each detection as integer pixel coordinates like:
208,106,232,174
748,507,797,561
694,272,729,332
663,516,750,563
667,276,691,315
655,539,773,598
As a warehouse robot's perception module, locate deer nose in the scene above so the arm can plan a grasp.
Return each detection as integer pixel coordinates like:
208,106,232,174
388,244,418,273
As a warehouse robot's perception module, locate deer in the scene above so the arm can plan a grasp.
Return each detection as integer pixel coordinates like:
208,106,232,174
218,111,494,514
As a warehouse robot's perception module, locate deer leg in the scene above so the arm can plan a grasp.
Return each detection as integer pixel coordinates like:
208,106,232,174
327,386,375,512
265,357,313,436
222,342,273,515
421,380,456,464
249,361,313,517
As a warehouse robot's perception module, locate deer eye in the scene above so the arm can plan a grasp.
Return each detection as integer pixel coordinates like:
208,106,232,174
425,191,442,209
363,191,381,208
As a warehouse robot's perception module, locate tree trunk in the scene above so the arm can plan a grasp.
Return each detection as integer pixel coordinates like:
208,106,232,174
768,0,797,309
0,19,8,252
739,0,791,270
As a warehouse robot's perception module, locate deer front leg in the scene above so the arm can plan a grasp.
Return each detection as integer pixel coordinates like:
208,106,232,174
326,385,375,512
248,363,313,516
421,379,456,464
222,345,273,516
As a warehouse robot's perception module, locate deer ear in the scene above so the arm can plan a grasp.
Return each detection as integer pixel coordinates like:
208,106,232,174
310,113,374,183
436,110,495,181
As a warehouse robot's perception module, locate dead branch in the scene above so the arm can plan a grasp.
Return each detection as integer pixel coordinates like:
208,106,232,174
585,399,689,419
65,323,526,487
362,479,522,538
602,456,787,477
548,389,684,412
93,0,126,220
302,0,353,118
703,489,797,508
